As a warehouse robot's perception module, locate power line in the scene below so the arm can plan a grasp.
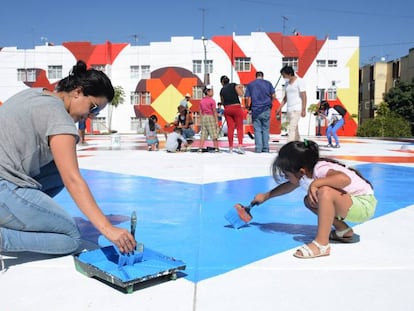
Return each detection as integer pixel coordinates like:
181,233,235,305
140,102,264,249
240,0,414,19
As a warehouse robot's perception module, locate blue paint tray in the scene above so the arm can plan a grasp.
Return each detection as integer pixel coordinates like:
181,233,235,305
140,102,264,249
73,246,186,293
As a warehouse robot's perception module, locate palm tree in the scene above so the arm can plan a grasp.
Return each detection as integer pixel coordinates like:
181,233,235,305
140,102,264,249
107,86,125,133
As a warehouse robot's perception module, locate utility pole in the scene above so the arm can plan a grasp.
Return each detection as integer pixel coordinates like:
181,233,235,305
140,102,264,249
200,8,209,84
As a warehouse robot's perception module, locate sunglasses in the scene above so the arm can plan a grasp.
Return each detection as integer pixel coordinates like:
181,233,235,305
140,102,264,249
89,103,100,116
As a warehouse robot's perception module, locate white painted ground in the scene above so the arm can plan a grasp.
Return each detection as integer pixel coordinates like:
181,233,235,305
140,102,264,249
1,135,413,311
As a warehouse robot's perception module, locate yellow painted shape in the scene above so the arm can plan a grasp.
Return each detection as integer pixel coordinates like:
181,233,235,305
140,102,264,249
337,48,359,116
151,84,183,122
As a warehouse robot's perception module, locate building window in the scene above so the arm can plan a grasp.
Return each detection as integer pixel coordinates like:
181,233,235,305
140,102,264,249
91,64,106,72
17,69,26,81
282,57,298,72
328,60,337,67
204,60,213,74
192,86,203,100
130,92,139,105
193,60,202,74
48,65,62,80
131,91,151,105
235,57,251,72
17,68,36,82
316,60,326,67
141,65,150,79
326,88,337,100
130,65,140,79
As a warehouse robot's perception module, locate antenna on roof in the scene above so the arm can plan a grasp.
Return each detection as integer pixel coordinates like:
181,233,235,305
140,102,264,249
282,16,288,34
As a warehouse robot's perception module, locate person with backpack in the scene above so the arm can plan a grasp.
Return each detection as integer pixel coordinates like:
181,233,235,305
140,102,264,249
318,101,345,148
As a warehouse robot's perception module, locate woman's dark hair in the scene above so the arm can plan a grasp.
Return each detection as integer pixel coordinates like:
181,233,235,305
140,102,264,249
320,101,330,111
148,114,158,131
56,60,115,102
272,140,319,183
220,75,230,85
280,65,295,76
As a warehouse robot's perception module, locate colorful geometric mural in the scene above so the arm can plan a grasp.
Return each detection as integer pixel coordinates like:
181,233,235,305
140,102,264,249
1,33,359,136
133,67,203,127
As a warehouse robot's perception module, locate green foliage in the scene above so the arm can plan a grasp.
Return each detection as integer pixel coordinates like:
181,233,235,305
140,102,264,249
383,80,414,131
360,81,414,137
111,86,125,108
307,103,320,114
357,114,412,137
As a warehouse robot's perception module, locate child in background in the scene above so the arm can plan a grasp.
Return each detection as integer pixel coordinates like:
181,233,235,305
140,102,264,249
216,102,225,137
216,102,224,127
198,84,220,152
251,140,377,259
165,127,188,153
78,119,87,145
144,114,166,151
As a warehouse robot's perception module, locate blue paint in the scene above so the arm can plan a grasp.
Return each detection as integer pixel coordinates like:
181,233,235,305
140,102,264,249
56,164,414,283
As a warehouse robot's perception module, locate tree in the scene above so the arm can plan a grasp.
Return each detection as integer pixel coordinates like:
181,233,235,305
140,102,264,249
107,86,125,133
357,102,411,137
383,80,414,134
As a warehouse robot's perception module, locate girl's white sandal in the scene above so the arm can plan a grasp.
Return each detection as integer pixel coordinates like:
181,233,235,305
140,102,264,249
294,240,330,259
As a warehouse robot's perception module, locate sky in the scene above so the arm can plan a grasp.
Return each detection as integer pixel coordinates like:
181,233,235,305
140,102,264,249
1,0,413,65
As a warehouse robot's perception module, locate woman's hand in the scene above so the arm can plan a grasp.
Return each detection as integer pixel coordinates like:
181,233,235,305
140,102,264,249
104,226,136,254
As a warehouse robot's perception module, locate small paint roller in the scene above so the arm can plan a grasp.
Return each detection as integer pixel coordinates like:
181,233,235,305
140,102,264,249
224,202,257,229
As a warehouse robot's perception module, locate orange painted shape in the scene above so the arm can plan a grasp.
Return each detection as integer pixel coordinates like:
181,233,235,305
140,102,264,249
63,41,128,66
212,35,257,84
177,77,200,97
334,155,414,163
24,69,56,90
146,79,166,100
134,105,156,119
158,68,184,88
266,32,326,77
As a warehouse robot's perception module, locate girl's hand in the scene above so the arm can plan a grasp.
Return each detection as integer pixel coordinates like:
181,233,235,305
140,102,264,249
252,193,268,205
307,183,319,207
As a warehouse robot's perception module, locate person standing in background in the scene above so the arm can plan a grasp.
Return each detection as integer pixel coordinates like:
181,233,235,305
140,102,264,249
277,66,307,141
198,85,220,152
219,75,245,154
318,101,344,148
78,119,87,145
245,71,275,153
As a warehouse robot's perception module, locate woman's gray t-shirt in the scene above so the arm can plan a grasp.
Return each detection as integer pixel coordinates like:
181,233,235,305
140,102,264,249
0,88,79,188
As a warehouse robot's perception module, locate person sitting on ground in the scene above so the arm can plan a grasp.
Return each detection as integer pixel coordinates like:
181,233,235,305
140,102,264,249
251,139,377,259
165,127,188,152
144,114,167,151
165,105,195,141
180,93,191,110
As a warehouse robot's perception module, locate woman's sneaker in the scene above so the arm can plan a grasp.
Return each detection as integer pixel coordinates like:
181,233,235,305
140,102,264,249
236,147,245,154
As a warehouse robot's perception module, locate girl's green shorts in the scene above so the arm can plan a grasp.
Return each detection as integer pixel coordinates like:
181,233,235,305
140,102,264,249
345,194,377,223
